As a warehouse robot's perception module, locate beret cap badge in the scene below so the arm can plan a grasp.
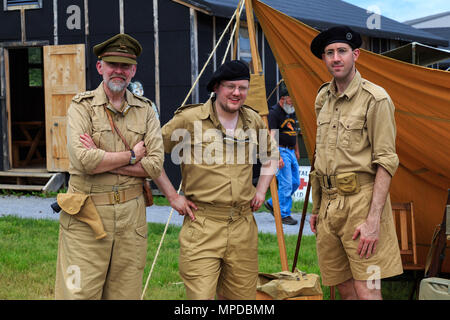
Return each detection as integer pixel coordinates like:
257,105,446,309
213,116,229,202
310,25,362,59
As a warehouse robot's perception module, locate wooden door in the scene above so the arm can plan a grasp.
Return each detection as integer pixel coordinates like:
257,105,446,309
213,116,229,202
43,44,85,172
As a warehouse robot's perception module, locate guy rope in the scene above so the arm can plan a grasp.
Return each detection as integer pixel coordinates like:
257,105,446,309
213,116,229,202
141,0,246,300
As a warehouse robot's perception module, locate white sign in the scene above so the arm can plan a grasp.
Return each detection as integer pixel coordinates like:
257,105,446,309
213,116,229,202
292,165,312,202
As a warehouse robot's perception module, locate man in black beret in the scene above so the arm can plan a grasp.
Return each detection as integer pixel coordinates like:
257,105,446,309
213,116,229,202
309,26,402,300
55,33,164,299
153,60,278,299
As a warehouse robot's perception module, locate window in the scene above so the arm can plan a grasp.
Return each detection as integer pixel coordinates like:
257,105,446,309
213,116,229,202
28,47,43,87
4,0,42,11
238,27,252,64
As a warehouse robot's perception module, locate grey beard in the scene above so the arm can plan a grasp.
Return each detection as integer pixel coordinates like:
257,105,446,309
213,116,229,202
107,80,127,93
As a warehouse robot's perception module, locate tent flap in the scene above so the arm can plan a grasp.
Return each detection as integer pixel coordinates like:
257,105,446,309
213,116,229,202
252,0,450,272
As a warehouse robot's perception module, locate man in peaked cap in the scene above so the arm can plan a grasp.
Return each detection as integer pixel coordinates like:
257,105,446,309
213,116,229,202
152,60,278,299
55,33,164,299
308,26,403,299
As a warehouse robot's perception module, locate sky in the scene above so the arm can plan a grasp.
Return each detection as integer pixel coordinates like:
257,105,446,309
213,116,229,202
343,0,450,22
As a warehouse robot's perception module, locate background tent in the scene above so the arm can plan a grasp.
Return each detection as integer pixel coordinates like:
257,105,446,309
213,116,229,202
382,42,450,66
252,0,450,272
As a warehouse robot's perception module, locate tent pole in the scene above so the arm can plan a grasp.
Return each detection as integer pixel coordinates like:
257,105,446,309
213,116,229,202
292,156,315,271
245,0,288,271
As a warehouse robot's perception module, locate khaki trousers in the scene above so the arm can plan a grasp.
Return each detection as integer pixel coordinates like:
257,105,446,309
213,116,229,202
55,193,147,299
178,203,258,300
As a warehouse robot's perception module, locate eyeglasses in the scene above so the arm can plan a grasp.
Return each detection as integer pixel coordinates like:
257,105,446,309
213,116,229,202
220,83,249,93
324,48,351,58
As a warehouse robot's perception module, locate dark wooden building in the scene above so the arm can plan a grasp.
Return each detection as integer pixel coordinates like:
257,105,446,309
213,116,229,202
0,0,446,190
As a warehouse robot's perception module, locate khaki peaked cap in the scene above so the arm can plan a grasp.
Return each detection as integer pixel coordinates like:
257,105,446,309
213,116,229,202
93,33,142,65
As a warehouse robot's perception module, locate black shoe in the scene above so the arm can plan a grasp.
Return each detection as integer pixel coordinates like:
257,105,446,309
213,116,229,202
282,216,298,225
264,200,274,216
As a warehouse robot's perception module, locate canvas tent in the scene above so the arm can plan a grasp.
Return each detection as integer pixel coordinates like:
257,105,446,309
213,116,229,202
251,0,450,272
382,42,450,66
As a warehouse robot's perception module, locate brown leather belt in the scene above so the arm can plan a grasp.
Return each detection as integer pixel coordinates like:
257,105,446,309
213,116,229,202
90,185,143,206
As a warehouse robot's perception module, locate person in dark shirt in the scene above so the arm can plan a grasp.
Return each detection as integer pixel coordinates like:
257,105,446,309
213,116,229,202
264,82,300,225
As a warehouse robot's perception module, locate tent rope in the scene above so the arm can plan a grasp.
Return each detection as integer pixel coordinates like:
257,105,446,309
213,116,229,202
140,0,245,300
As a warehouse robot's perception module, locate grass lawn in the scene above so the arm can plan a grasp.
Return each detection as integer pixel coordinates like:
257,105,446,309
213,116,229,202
0,215,413,300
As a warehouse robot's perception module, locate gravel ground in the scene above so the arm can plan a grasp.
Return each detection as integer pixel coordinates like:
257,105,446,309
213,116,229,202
0,195,313,236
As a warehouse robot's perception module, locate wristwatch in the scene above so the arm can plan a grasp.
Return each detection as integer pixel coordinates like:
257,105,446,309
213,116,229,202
129,150,136,165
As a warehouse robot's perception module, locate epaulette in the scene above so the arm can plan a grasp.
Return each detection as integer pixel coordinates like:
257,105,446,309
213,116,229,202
174,103,202,115
361,80,388,102
72,91,95,103
132,92,151,103
317,82,331,95
316,82,331,108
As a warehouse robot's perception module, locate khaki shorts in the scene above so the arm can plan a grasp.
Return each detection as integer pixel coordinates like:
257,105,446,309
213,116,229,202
55,193,148,299
316,183,403,286
178,203,258,300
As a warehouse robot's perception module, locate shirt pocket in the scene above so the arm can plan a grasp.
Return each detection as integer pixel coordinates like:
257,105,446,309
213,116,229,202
339,117,365,150
92,121,113,151
126,123,146,147
316,112,331,146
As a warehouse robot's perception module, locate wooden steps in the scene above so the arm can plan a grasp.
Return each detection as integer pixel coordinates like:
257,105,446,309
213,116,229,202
0,170,66,192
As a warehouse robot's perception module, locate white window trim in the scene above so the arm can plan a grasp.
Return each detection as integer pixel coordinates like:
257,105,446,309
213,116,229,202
4,0,42,11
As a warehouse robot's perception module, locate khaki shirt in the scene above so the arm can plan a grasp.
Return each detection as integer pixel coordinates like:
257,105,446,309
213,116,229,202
161,98,278,207
314,70,399,178
67,82,164,188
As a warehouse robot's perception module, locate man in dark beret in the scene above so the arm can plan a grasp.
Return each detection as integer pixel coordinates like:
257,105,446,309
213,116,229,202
153,60,278,299
55,33,164,299
308,26,402,299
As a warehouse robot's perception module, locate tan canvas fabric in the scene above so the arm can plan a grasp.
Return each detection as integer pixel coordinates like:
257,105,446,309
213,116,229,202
252,0,450,272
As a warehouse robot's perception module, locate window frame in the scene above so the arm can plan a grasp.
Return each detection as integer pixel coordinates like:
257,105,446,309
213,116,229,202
4,0,42,11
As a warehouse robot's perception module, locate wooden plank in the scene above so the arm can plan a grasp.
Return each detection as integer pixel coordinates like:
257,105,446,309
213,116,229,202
0,171,53,178
410,202,418,265
44,44,85,172
400,209,409,251
4,48,12,169
0,184,44,191
43,173,65,192
244,0,262,73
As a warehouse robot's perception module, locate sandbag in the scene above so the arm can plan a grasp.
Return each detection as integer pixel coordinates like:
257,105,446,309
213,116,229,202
257,269,322,300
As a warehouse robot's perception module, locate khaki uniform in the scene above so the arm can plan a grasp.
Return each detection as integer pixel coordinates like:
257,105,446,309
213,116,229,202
311,71,403,286
55,82,164,299
162,99,277,299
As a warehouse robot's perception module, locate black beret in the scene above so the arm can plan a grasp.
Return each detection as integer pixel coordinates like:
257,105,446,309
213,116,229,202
207,60,250,92
310,25,362,59
93,33,142,65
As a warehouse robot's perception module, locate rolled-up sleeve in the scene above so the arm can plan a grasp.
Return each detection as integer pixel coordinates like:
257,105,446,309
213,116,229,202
367,97,399,177
140,106,164,180
67,103,105,174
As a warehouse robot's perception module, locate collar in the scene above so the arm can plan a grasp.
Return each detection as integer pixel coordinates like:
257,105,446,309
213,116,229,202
200,98,252,131
91,81,145,115
329,70,361,100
